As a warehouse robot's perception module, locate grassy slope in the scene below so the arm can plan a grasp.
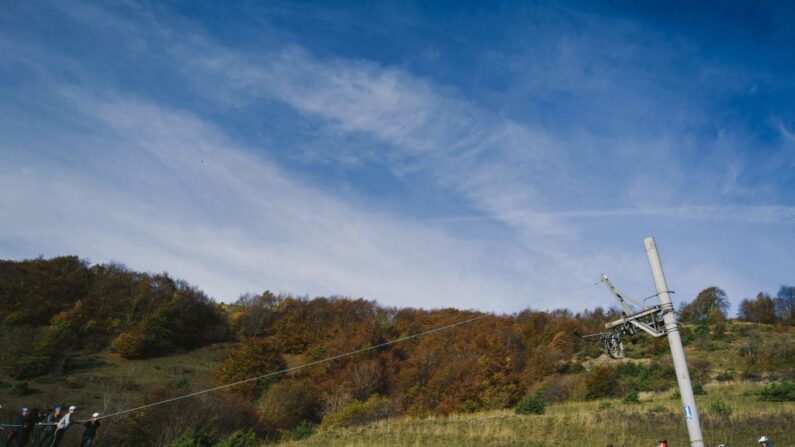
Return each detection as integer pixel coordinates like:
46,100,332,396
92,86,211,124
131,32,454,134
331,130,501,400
285,322,794,447
283,382,794,446
0,343,233,423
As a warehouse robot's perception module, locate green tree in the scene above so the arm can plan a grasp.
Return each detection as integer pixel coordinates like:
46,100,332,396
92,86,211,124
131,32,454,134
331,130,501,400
679,287,729,324
111,283,227,359
738,293,778,324
514,393,546,415
775,285,795,324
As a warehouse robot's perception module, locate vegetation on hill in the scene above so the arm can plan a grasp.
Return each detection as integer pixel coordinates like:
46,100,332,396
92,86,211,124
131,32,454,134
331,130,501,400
281,382,794,447
1,256,793,446
0,257,228,379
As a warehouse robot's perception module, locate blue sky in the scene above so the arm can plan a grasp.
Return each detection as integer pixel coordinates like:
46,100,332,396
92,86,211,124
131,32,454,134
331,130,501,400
1,1,793,313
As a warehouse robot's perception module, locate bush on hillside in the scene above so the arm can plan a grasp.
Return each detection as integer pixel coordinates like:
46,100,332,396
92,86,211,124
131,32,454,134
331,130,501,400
535,374,586,403
259,380,322,432
164,430,216,447
584,365,621,399
515,393,546,415
215,429,259,447
613,362,675,392
710,401,732,416
322,395,396,428
215,338,286,400
759,381,795,402
290,421,315,441
740,336,795,380
623,390,640,404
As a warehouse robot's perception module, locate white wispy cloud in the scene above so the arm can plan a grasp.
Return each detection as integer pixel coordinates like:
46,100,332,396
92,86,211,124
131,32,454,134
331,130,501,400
186,45,579,243
2,1,792,315
1,88,567,311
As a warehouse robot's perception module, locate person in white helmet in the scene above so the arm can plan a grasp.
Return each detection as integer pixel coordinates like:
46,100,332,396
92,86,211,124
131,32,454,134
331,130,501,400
758,435,773,447
79,413,100,447
48,406,75,447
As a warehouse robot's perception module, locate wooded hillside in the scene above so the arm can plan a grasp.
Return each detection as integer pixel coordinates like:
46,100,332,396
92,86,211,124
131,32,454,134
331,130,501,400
1,257,792,446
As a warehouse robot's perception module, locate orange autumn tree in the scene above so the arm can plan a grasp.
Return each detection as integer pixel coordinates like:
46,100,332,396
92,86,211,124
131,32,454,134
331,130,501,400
215,338,287,400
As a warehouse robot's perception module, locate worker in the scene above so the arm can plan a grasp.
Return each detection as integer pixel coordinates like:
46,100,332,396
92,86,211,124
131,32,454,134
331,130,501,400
79,414,100,447
48,406,75,447
34,407,61,447
1,404,6,445
6,407,36,447
758,435,773,447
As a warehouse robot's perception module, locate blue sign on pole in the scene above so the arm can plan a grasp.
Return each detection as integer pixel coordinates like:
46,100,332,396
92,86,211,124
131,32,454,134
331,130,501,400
684,405,693,420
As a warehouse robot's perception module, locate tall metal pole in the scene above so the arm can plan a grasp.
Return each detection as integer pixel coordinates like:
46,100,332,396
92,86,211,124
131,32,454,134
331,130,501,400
644,237,704,447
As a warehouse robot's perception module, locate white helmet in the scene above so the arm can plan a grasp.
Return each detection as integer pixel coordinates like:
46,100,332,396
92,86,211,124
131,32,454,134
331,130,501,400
758,436,769,443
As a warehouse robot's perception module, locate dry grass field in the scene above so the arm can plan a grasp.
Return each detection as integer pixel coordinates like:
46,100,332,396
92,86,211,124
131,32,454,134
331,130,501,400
283,381,793,447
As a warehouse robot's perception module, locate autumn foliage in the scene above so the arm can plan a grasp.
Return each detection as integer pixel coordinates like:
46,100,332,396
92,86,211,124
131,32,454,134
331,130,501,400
3,256,792,443
214,338,286,400
0,257,227,378
215,291,617,435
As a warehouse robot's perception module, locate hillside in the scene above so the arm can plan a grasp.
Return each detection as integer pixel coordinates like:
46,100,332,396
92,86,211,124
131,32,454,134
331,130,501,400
282,382,794,446
1,257,793,446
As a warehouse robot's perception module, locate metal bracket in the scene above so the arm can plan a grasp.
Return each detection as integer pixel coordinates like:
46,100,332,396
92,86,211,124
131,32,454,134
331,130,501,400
579,280,671,358
605,305,667,338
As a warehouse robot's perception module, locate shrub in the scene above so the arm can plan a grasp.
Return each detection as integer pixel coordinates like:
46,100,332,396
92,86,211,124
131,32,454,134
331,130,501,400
165,430,216,447
514,393,545,415
323,395,396,428
536,374,585,403
623,390,640,404
259,380,321,431
215,429,258,447
111,328,148,359
597,400,612,410
613,362,675,392
584,365,620,399
557,362,584,374
462,399,481,413
710,401,732,416
759,381,795,402
692,383,706,395
169,377,191,389
290,421,315,441
680,327,696,345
